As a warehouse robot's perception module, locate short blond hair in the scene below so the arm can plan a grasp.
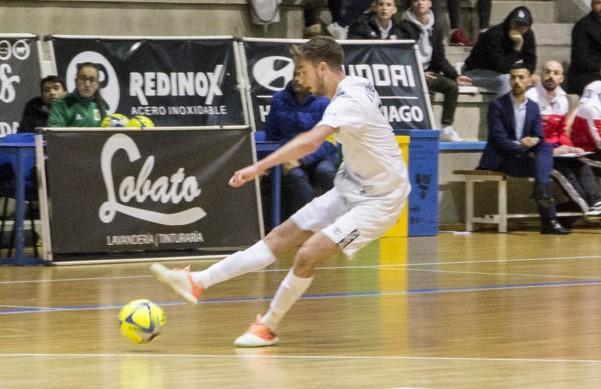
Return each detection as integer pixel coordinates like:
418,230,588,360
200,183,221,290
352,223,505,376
290,36,344,70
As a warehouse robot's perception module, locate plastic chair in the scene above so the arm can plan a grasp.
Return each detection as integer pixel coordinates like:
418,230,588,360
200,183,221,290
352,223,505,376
0,133,38,257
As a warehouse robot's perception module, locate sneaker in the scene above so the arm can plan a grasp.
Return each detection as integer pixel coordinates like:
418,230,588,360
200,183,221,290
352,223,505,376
450,29,472,46
303,23,322,38
586,202,601,216
326,22,349,40
234,315,279,347
440,126,464,142
150,263,204,304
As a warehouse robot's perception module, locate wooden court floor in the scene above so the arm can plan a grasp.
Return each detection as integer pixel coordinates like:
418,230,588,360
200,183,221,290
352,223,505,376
1,229,601,388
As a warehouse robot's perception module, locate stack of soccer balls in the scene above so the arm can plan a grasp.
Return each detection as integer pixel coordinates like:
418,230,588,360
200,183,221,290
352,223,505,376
118,299,166,344
101,114,155,129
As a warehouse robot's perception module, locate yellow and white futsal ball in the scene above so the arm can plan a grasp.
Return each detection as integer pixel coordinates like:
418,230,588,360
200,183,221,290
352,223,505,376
118,299,165,344
127,115,155,129
101,113,130,127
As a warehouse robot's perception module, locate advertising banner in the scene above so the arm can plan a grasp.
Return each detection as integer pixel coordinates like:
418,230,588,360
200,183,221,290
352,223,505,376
242,39,433,131
44,128,261,259
51,36,245,126
0,35,41,136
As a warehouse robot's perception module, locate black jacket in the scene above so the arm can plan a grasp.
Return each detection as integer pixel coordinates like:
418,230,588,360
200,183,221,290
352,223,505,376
19,96,49,133
464,6,537,74
567,12,601,95
397,17,457,79
348,13,402,40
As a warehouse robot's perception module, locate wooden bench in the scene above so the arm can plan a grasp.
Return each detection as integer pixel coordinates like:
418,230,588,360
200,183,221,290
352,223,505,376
453,169,583,233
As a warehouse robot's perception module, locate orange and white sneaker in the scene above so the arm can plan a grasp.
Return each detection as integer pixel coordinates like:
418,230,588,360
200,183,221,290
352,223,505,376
233,315,279,347
150,263,204,304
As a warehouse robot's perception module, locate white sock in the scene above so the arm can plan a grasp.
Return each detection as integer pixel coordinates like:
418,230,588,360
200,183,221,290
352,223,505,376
190,240,276,289
261,270,313,331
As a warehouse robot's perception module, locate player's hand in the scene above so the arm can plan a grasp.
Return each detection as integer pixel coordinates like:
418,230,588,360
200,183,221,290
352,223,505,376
282,160,300,175
456,75,473,86
553,145,571,156
229,164,263,188
520,136,539,148
509,29,523,50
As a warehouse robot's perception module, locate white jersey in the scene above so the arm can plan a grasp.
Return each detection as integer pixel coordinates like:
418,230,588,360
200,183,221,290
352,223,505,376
525,83,568,115
317,76,409,198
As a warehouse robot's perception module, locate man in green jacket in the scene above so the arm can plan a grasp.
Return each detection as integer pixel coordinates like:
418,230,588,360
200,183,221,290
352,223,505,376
48,62,107,127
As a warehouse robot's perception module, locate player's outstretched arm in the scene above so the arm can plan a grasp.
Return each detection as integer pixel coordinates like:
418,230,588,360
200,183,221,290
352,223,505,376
228,124,336,188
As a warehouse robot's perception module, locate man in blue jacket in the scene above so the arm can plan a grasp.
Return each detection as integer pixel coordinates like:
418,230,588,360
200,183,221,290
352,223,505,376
478,64,569,234
263,69,339,219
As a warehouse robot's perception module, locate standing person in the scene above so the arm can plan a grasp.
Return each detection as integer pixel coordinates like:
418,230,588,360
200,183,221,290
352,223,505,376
263,68,339,219
567,0,601,96
397,0,473,141
151,36,410,347
477,64,569,234
48,62,107,127
446,0,492,46
348,0,401,40
526,60,601,216
19,75,66,132
463,6,536,97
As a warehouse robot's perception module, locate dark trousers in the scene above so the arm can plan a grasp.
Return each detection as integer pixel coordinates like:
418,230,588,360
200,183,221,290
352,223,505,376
282,159,338,219
327,0,373,26
554,158,601,206
497,142,556,222
428,75,458,126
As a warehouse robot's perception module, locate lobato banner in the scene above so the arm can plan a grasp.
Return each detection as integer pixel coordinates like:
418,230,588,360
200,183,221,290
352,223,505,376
44,128,261,260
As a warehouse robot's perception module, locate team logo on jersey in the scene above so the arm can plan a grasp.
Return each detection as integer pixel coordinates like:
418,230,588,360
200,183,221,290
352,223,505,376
66,51,120,113
252,56,294,91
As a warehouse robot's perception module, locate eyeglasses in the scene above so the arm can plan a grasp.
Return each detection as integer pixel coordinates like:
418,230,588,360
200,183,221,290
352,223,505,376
77,75,98,83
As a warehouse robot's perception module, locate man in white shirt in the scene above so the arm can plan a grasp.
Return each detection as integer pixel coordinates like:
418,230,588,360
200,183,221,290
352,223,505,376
150,37,410,347
526,60,601,216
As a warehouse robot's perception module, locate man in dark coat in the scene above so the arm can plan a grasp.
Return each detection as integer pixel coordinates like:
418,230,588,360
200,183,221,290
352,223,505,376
478,64,569,234
567,0,601,96
348,0,401,39
463,6,537,97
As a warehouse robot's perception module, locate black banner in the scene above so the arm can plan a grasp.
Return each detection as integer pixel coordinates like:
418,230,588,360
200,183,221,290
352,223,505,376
45,128,261,259
0,35,41,136
51,37,245,126
243,39,432,131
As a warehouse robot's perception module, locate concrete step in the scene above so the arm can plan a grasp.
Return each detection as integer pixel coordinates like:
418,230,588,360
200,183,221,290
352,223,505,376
490,1,556,25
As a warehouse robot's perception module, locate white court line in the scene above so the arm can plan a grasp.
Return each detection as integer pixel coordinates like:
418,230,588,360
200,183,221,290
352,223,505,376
0,304,63,311
406,268,601,281
1,255,600,286
0,352,599,365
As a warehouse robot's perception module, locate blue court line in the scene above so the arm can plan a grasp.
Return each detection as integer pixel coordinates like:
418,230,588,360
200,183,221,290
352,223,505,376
2,278,601,316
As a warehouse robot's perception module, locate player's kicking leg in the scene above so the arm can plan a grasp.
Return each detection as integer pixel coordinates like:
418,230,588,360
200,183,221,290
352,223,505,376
150,219,313,304
234,231,340,347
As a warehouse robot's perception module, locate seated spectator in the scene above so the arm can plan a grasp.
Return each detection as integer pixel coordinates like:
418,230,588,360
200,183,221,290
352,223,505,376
397,0,472,141
463,6,536,97
526,60,601,216
478,64,569,234
48,62,107,127
566,0,601,96
348,0,401,40
19,75,66,132
263,69,339,219
326,0,374,39
570,80,601,152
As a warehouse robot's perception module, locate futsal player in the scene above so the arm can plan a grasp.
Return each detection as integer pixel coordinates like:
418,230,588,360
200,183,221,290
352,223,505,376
151,36,411,347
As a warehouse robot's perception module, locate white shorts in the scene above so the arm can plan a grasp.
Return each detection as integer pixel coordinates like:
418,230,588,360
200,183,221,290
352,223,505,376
290,186,407,258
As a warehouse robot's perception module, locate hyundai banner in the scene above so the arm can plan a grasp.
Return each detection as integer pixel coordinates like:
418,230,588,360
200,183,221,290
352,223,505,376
44,128,261,260
51,36,245,126
242,39,433,131
0,35,41,136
